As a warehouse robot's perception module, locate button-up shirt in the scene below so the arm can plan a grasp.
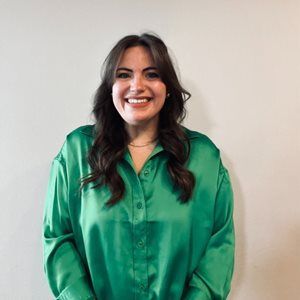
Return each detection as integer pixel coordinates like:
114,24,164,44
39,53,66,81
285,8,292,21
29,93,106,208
43,125,235,300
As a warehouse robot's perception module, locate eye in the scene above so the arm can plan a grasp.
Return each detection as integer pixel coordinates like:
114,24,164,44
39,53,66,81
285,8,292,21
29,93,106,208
146,72,160,79
116,72,131,79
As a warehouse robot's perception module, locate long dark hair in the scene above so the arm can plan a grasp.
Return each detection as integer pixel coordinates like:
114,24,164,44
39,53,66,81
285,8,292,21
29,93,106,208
81,33,195,206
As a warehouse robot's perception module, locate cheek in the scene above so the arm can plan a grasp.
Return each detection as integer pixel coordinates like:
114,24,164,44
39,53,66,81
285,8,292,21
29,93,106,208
112,86,122,113
112,81,126,94
112,83,119,98
112,84,124,105
154,82,167,97
156,83,167,109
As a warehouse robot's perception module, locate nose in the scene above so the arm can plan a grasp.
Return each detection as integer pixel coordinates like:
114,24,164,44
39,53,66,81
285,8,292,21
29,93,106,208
130,74,145,93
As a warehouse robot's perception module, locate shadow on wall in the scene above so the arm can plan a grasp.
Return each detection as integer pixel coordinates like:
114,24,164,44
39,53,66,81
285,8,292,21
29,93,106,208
248,225,300,300
224,153,246,300
183,79,247,300
1,164,52,299
183,80,214,134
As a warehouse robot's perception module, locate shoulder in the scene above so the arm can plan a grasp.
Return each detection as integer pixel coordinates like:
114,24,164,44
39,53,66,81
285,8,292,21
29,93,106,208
66,124,95,141
64,124,95,147
57,125,95,160
181,126,224,184
181,125,220,159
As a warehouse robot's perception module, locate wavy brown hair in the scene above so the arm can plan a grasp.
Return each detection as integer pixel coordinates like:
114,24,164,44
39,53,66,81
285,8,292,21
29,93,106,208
81,33,195,206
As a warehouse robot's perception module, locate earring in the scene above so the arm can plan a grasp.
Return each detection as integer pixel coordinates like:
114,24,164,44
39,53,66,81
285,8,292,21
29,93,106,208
166,93,170,98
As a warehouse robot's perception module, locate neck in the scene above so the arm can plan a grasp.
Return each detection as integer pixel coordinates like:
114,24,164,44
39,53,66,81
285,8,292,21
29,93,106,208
125,119,159,146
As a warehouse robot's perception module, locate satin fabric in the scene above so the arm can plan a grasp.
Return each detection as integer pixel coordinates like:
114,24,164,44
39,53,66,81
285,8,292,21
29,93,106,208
43,125,235,300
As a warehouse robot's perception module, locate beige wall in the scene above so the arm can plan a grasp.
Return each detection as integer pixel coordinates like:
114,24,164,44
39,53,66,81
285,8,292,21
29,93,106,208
1,0,299,299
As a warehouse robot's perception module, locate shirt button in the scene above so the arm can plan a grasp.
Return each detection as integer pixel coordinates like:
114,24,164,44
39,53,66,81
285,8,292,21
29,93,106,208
144,169,150,176
137,240,144,248
136,202,143,209
139,283,146,290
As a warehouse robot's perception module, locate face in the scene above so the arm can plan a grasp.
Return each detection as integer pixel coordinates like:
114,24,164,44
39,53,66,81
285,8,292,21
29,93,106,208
112,46,167,128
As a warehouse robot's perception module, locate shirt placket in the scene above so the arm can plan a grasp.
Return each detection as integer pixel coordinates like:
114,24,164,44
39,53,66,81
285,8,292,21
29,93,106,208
132,161,153,299
123,146,163,299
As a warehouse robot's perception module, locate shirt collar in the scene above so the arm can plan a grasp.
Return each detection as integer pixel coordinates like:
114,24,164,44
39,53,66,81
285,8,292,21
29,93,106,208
79,125,165,164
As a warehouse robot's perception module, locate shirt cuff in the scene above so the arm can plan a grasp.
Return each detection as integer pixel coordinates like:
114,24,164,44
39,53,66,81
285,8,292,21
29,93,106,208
57,276,96,300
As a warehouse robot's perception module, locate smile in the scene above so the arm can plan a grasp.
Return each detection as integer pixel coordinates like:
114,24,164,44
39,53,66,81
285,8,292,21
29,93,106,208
125,98,152,104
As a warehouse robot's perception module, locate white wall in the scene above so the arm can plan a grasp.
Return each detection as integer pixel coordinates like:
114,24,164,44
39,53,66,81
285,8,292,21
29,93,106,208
1,0,299,299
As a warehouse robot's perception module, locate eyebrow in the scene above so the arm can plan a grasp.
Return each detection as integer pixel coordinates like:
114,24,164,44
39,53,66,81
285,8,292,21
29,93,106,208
116,67,158,72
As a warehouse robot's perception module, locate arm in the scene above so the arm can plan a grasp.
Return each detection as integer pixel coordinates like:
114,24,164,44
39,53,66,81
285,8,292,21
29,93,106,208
184,162,235,300
43,154,96,300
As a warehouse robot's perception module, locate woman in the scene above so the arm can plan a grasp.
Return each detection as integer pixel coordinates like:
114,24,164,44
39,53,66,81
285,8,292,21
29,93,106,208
43,33,235,300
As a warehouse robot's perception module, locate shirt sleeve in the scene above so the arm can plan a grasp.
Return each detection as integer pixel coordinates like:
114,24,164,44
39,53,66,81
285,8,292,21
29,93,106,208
183,161,235,300
43,154,96,300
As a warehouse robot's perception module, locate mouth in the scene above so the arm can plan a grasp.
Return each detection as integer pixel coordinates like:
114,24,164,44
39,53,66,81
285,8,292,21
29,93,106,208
125,97,153,104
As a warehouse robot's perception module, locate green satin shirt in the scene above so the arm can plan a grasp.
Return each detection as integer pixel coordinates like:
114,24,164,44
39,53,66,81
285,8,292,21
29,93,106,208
43,125,235,300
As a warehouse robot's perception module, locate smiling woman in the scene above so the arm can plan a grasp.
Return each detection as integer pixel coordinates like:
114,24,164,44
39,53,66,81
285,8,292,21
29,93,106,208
43,33,235,300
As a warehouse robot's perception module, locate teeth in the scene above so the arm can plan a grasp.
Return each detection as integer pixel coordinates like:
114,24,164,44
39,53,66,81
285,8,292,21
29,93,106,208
127,98,150,104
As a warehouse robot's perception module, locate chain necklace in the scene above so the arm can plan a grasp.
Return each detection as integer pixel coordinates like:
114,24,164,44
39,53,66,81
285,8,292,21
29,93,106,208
128,137,158,147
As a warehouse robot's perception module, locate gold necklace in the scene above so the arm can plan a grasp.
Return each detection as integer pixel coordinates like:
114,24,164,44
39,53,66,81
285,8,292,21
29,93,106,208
128,137,158,147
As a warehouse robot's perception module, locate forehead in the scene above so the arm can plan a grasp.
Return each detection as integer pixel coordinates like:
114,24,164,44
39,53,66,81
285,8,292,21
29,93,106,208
117,46,155,68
